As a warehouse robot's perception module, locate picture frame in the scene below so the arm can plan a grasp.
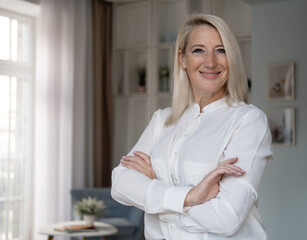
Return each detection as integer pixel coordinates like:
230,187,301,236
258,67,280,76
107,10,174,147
267,61,295,100
268,107,295,146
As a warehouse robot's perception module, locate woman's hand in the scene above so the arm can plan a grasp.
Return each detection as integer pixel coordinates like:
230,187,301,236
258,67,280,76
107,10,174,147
184,157,245,206
121,151,156,179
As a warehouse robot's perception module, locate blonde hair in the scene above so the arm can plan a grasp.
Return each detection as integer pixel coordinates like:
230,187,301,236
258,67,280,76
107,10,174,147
165,14,248,126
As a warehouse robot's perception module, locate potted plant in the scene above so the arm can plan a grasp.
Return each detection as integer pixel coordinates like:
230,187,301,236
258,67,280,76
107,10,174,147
74,197,106,226
137,66,146,92
159,66,169,91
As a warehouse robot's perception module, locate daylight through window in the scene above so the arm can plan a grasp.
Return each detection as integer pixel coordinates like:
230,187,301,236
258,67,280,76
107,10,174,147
0,10,33,240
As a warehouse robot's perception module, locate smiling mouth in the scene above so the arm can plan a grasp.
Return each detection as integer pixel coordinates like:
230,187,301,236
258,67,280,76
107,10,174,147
199,71,221,79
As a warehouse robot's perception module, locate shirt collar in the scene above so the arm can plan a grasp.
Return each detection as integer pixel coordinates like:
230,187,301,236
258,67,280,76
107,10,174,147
192,96,228,114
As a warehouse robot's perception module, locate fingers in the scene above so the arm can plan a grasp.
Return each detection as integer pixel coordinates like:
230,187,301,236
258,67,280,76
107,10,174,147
217,164,245,176
121,155,147,170
205,159,245,185
214,166,244,177
120,152,156,179
218,157,245,175
121,151,151,169
133,151,151,165
219,157,238,165
121,157,152,177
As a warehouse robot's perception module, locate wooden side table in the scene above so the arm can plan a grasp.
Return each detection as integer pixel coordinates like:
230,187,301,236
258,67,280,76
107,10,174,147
37,221,118,240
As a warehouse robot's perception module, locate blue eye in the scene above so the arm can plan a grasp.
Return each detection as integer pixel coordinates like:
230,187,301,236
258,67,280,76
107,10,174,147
217,48,226,54
192,48,204,54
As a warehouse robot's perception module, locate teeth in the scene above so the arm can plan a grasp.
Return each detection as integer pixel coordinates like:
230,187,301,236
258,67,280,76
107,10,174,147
201,73,217,76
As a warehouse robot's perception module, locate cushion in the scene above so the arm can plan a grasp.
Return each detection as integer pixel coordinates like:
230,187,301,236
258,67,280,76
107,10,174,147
98,217,136,237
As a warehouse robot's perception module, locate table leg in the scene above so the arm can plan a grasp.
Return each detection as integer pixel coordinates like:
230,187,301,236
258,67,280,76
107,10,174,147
47,236,54,240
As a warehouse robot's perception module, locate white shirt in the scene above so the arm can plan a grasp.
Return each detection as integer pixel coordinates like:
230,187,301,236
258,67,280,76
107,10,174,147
111,97,273,240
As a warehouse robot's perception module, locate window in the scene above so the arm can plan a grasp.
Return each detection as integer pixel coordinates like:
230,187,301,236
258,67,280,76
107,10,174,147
0,9,34,240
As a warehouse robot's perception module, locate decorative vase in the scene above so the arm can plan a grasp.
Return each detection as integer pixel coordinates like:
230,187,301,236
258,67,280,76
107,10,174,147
84,215,95,226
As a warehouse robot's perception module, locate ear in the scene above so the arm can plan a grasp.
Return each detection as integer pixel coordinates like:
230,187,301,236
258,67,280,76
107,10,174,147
178,49,187,69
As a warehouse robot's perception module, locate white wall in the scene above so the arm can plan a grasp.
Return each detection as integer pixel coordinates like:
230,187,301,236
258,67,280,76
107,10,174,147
250,0,307,239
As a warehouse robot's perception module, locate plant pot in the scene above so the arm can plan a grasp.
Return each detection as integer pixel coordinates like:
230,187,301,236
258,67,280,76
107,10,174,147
138,85,146,92
83,215,95,226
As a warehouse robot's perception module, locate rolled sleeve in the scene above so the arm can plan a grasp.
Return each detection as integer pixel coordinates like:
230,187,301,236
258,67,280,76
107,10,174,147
145,181,192,213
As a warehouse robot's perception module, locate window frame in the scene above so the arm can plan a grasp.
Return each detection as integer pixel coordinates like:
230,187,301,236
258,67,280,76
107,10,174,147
0,8,35,240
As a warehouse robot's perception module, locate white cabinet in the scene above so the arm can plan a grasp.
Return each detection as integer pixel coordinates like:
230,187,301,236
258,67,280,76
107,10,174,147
112,0,187,167
211,0,252,81
156,0,187,43
114,1,149,48
112,0,251,166
212,0,251,37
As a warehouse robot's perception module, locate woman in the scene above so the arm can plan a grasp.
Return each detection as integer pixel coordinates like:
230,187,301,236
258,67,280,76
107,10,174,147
111,14,273,240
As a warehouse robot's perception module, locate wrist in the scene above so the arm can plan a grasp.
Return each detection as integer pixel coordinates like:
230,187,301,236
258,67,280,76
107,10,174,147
184,182,214,206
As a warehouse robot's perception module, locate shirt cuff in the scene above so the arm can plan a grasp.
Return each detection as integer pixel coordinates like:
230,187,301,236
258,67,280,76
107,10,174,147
162,186,192,213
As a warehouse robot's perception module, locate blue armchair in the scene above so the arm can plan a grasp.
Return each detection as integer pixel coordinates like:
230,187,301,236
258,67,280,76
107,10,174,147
71,188,144,240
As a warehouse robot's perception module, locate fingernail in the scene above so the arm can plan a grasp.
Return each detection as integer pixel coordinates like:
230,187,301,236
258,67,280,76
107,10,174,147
236,172,242,176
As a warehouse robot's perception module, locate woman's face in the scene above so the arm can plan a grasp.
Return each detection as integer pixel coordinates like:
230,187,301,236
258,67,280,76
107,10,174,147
179,25,229,102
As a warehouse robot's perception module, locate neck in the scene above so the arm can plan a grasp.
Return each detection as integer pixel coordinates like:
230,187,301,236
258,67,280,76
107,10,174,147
194,91,225,111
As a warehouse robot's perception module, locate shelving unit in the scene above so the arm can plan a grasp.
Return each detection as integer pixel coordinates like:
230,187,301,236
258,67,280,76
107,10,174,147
112,0,251,166
212,0,252,84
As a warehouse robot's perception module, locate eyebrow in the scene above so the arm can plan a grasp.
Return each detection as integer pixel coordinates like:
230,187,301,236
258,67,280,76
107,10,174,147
190,44,225,49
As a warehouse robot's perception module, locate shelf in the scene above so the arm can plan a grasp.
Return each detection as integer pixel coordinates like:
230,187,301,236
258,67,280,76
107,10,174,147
212,0,251,37
156,92,172,98
114,1,149,48
157,47,173,93
114,49,149,95
156,0,187,43
127,50,148,94
236,34,251,42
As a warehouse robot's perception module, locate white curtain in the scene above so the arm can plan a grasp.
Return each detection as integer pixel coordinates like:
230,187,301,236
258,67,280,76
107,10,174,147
33,0,93,238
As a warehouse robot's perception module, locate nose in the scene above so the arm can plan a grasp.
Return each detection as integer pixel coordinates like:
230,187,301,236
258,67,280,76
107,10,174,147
203,51,217,69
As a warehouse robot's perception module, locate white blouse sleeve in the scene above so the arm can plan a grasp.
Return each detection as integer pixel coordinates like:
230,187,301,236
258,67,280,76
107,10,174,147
111,109,192,214
159,108,273,237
